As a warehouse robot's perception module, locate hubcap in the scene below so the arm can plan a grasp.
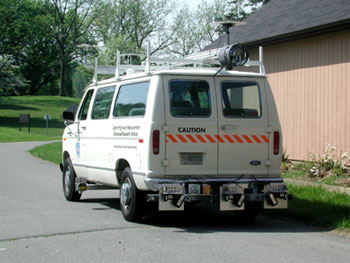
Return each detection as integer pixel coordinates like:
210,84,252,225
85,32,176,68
121,178,132,209
64,167,71,193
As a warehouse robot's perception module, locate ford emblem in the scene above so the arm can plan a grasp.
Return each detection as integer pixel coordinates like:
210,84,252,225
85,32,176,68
250,160,261,166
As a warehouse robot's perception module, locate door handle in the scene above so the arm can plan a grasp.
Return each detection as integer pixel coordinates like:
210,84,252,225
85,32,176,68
221,125,237,131
81,126,86,131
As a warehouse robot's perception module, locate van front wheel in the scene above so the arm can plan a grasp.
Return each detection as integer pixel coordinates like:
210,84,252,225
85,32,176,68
62,157,81,201
120,167,145,221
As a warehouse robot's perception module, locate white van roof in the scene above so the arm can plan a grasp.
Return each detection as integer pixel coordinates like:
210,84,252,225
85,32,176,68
88,68,265,87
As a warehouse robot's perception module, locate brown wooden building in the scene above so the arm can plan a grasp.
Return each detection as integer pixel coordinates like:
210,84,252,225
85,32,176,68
203,0,350,161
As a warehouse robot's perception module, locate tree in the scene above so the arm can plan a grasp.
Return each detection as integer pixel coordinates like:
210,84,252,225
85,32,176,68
165,5,198,57
163,0,227,57
166,0,269,57
44,0,99,96
227,0,270,19
72,65,93,97
226,0,250,21
196,0,228,48
247,0,270,12
0,56,28,95
0,0,60,95
92,0,173,64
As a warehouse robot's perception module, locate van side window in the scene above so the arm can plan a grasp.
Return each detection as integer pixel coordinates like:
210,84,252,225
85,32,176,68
221,82,261,118
169,80,211,117
113,81,150,117
78,89,94,121
91,86,116,120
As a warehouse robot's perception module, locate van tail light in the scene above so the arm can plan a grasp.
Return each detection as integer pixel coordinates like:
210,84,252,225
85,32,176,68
152,130,160,155
273,131,280,155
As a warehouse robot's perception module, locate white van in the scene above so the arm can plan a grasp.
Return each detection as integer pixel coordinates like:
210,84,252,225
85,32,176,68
61,44,290,222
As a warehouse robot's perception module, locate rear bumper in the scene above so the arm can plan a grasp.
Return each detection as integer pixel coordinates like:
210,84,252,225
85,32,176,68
144,177,284,191
144,177,290,211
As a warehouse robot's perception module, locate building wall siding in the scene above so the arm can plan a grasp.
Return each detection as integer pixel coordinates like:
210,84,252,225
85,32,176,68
261,30,350,160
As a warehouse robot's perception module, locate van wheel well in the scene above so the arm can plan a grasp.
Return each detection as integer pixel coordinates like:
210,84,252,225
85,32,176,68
116,159,130,185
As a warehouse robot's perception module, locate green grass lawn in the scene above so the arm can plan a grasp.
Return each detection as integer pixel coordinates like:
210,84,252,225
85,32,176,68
0,96,80,142
29,142,62,165
271,184,350,230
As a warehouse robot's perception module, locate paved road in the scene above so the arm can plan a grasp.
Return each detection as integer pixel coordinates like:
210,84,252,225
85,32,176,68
0,141,349,263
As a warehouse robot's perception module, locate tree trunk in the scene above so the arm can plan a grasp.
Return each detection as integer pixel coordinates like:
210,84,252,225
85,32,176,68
59,49,65,96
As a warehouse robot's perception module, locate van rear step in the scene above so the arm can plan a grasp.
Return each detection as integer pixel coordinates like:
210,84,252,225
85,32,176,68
146,182,290,211
74,178,117,193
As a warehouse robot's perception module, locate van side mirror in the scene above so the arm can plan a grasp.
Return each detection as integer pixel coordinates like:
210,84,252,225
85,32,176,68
62,111,75,121
62,104,78,121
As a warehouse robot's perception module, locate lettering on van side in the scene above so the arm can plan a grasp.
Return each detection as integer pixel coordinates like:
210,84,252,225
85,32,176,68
113,125,140,137
178,127,206,133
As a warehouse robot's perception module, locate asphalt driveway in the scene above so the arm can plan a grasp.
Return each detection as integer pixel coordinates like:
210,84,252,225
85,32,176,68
0,141,349,263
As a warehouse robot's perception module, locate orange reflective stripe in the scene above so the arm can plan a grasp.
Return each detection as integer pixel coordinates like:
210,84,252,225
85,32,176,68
186,134,197,143
224,135,234,143
167,134,178,143
242,135,253,143
166,133,269,144
177,134,188,143
233,135,244,143
205,134,216,143
215,135,225,143
195,134,207,143
261,135,269,143
251,135,262,143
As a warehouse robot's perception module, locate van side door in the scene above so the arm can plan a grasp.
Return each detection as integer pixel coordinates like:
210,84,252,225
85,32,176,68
83,85,116,185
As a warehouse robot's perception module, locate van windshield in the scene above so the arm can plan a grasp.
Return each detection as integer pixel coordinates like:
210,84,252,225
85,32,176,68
169,80,211,117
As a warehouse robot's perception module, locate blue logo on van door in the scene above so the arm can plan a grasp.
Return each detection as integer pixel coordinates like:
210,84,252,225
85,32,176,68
76,142,80,158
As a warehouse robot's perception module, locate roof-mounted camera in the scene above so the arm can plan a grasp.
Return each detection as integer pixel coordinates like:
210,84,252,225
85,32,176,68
218,43,249,69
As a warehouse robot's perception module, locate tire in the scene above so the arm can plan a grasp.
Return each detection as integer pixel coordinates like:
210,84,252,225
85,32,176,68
62,157,81,201
120,167,145,222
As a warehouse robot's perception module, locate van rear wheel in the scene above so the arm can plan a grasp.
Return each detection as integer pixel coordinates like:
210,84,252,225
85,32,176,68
120,167,145,222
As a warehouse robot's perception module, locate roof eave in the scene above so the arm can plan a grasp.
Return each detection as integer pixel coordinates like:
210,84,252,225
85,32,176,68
244,19,350,48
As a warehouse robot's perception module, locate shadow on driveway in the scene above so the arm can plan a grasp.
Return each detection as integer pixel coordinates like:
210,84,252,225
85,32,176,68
79,196,321,235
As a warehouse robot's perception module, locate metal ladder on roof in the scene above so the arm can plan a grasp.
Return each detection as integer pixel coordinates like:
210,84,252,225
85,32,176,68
82,41,265,84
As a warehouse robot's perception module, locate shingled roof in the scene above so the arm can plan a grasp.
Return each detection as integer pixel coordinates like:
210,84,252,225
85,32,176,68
202,0,350,51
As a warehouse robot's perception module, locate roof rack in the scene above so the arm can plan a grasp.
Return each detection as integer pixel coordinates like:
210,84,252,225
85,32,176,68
82,41,265,84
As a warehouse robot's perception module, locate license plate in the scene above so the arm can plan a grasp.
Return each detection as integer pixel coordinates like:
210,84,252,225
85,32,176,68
180,153,203,165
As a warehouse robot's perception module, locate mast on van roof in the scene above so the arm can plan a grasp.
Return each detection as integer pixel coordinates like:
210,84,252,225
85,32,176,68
213,20,246,45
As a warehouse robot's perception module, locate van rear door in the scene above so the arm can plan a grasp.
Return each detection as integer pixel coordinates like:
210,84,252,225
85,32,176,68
215,77,269,177
163,76,218,177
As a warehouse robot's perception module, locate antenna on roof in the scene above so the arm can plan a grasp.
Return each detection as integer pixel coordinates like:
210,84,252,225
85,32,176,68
77,44,95,65
213,20,246,45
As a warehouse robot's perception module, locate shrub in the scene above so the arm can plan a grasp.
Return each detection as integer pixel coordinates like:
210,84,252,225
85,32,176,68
304,144,349,178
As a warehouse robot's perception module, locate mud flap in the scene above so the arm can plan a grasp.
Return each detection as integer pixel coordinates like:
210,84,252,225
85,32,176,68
159,184,185,211
263,183,288,209
219,183,247,211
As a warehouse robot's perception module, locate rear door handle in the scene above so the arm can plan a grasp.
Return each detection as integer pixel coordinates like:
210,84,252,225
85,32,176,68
221,125,237,131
